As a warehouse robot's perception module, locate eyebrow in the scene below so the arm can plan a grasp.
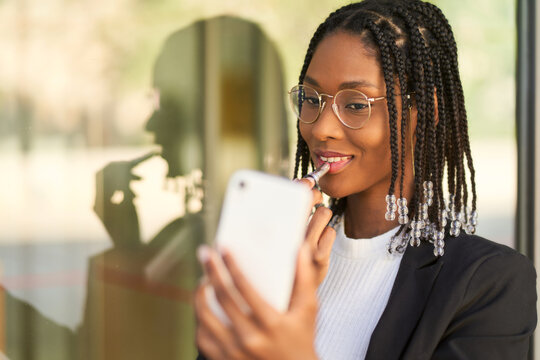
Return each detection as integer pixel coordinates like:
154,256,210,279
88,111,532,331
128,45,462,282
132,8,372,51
304,75,379,90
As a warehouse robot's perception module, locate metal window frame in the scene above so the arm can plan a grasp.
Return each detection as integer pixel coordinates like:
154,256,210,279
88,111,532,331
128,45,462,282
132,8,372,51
516,0,537,359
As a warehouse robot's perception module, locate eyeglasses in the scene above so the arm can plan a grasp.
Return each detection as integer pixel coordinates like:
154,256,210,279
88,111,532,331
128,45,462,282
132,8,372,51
288,84,389,130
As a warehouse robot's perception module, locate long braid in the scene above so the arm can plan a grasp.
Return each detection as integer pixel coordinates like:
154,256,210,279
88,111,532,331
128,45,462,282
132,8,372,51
294,21,325,180
441,54,457,204
432,9,467,217
421,8,453,222
432,50,447,230
387,35,409,202
423,41,437,226
293,122,303,180
420,6,460,211
410,3,450,229
446,57,465,212
394,4,428,225
450,44,476,214
412,0,477,217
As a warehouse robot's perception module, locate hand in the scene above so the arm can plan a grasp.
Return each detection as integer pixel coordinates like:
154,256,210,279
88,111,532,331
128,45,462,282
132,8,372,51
95,151,157,206
195,244,319,360
93,152,156,247
295,178,336,286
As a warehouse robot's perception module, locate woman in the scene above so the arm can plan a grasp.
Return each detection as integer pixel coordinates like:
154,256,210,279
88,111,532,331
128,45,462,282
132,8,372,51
195,1,537,359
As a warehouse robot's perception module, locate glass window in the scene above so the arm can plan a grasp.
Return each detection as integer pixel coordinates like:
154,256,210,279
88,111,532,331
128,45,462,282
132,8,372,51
0,0,518,358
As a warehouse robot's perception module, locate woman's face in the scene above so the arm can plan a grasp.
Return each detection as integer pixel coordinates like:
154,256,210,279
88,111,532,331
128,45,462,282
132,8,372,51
300,31,407,200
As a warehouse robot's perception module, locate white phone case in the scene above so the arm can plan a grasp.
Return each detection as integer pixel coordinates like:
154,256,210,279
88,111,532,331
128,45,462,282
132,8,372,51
205,170,312,324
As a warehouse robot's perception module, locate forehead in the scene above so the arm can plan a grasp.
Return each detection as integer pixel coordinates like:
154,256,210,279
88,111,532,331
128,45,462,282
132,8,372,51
305,31,384,92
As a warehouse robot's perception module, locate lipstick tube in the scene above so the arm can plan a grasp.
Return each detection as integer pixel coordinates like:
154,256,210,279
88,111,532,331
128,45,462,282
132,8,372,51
303,162,330,188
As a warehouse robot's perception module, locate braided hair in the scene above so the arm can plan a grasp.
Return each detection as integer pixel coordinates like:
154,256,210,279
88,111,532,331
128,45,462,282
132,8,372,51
292,0,477,255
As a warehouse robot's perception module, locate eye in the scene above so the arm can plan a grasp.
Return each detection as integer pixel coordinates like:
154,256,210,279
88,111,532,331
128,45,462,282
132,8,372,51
305,96,320,106
344,102,369,111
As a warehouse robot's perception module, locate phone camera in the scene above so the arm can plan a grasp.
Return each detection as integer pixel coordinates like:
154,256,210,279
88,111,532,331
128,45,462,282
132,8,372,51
239,181,246,189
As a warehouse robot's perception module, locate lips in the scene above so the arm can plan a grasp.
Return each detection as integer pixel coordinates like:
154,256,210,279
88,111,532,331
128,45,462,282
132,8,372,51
314,151,354,174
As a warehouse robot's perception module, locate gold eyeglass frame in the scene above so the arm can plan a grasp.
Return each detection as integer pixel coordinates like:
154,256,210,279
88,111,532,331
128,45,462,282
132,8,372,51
288,84,411,130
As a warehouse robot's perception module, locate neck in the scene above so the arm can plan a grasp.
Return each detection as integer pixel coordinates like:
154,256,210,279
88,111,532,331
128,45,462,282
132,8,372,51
344,179,415,239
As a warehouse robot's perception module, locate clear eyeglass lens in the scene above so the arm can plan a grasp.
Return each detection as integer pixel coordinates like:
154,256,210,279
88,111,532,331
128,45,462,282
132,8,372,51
335,90,370,128
290,85,320,124
290,85,371,128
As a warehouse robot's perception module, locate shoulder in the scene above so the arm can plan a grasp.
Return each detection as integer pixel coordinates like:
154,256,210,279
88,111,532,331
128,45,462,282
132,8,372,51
391,233,536,359
401,231,536,307
442,232,535,281
402,231,535,282
435,234,536,357
428,232,536,326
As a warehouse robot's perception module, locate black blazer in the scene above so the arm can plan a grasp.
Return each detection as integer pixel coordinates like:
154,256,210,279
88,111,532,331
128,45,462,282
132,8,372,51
197,232,537,359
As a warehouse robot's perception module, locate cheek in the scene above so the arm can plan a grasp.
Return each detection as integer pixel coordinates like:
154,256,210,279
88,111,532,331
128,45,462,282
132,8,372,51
299,122,311,144
350,121,391,164
298,123,315,157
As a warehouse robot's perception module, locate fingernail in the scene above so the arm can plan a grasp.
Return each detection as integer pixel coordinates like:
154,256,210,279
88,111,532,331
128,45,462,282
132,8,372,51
216,243,226,254
293,177,315,188
304,177,316,188
219,247,231,261
197,245,211,264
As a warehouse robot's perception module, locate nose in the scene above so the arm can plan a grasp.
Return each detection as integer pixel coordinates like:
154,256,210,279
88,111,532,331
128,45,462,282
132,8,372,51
331,103,340,119
310,97,344,141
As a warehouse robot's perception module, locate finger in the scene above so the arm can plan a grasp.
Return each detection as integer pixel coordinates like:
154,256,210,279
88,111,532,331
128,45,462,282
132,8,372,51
305,206,333,250
203,248,254,332
288,243,318,314
196,325,225,360
313,226,336,266
221,249,279,327
194,284,233,342
203,249,241,312
195,285,247,360
293,178,323,212
294,177,316,189
129,150,159,167
197,246,210,276
310,188,323,208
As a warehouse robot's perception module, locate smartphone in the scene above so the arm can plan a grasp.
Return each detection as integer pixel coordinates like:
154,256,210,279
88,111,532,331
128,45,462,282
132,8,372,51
205,170,312,324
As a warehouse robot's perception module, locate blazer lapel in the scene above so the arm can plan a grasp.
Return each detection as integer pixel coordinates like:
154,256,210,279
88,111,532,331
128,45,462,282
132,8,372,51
365,244,443,360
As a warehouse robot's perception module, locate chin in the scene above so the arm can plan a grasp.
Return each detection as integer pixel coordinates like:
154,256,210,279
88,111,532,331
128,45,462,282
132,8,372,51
319,179,352,199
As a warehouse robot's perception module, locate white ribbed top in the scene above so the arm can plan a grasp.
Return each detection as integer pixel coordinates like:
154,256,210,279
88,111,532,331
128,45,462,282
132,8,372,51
314,220,404,360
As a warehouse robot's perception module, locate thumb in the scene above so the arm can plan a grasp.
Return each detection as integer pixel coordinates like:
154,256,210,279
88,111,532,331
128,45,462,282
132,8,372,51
288,242,317,312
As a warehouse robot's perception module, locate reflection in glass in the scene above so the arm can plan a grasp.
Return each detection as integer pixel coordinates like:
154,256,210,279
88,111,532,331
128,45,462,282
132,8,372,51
2,16,288,360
